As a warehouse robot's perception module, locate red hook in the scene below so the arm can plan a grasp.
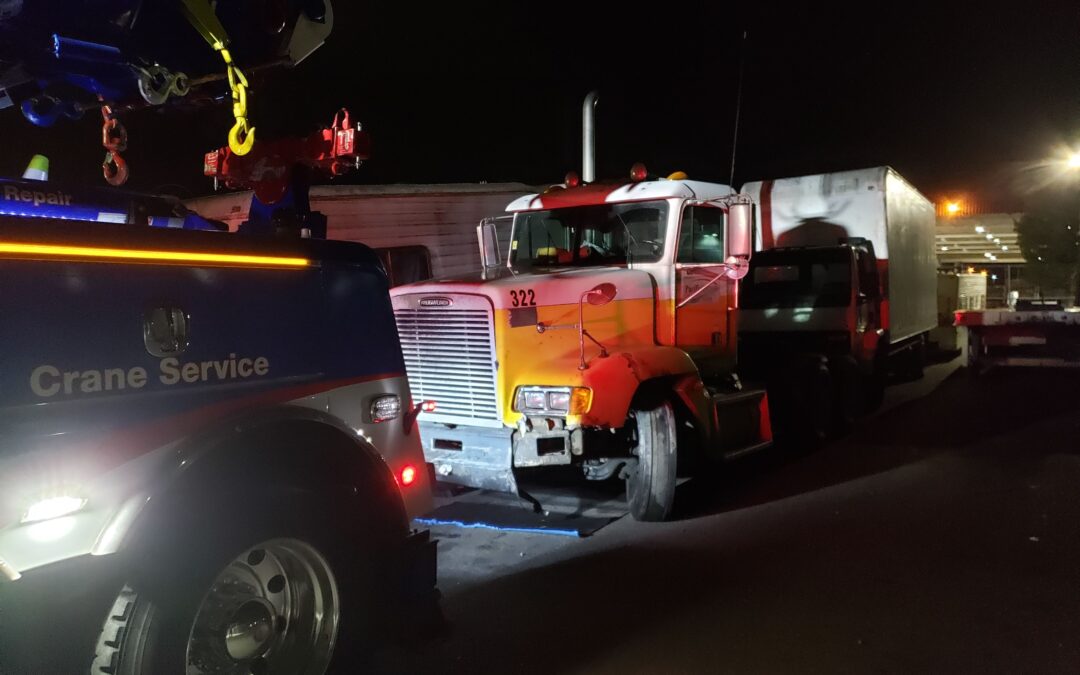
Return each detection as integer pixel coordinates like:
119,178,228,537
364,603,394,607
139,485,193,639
99,103,129,186
103,151,129,186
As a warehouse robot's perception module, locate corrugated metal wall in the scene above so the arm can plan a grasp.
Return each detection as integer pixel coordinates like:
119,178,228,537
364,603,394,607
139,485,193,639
186,184,533,279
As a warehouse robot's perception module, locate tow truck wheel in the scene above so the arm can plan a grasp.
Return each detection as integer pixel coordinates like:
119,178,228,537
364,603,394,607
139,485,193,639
91,498,379,675
626,401,678,522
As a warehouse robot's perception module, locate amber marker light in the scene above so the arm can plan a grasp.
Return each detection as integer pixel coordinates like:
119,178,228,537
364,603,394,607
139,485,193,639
0,242,310,268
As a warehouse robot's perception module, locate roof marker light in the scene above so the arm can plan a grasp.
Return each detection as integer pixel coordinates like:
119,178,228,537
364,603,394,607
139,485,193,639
630,163,648,182
564,171,581,188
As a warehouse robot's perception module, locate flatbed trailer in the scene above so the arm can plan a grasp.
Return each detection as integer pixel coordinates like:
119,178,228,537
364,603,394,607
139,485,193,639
955,308,1080,371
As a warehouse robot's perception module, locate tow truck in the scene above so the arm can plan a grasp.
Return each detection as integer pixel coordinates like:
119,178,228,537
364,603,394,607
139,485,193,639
0,5,437,674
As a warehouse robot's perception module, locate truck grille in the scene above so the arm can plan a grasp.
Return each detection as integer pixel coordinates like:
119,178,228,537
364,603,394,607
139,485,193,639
394,303,499,423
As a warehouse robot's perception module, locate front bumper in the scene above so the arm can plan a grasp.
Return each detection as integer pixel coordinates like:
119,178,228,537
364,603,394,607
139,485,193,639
419,422,518,494
418,421,580,495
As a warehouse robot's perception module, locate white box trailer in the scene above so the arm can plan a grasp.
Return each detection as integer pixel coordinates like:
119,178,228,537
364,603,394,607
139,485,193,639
931,272,987,352
738,167,938,415
186,183,534,286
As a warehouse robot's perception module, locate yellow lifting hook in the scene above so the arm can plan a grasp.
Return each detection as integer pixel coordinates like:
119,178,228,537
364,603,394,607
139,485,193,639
179,0,256,155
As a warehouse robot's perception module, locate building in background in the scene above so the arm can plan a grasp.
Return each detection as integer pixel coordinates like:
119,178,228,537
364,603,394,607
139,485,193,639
934,212,1046,307
187,183,534,286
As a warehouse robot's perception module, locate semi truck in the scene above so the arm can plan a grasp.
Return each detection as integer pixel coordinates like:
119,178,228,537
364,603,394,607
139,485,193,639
390,167,776,521
739,167,937,427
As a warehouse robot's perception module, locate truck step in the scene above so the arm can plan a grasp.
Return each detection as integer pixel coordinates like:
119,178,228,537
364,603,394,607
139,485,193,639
706,387,772,459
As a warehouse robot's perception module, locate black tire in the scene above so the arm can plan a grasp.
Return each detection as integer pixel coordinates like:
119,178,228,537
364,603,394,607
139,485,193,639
966,329,983,376
828,356,860,437
862,372,886,413
772,357,833,453
625,401,678,522
90,495,386,675
908,337,926,380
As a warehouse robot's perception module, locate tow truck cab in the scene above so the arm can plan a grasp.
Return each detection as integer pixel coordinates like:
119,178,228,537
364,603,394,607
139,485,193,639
0,192,435,672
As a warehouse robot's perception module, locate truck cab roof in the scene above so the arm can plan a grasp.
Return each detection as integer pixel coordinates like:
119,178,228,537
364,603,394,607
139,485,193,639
505,178,735,212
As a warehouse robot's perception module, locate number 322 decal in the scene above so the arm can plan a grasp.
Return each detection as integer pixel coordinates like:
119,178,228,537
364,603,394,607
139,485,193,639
509,289,536,307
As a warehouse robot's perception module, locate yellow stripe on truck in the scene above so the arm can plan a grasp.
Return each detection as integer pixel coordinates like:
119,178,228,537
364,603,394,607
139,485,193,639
0,242,310,268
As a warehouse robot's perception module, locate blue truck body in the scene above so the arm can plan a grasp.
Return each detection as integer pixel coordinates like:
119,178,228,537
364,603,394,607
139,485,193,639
0,186,435,672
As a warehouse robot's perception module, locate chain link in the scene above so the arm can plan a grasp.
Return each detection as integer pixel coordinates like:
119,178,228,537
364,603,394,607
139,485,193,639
218,47,255,155
100,104,129,186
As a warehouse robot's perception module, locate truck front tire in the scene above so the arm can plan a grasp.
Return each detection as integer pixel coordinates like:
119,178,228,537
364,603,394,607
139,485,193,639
91,496,381,675
626,401,678,522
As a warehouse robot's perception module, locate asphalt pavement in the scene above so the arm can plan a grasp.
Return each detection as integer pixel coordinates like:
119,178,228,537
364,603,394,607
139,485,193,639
371,359,1080,674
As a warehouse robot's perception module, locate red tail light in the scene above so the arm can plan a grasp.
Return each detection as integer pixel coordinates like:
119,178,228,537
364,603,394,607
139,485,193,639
399,465,418,486
421,400,437,413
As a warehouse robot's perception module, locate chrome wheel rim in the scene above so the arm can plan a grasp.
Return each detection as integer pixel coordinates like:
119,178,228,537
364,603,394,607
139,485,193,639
186,538,340,675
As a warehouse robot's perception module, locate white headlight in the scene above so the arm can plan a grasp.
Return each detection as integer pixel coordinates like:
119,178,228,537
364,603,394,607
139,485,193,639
22,495,87,524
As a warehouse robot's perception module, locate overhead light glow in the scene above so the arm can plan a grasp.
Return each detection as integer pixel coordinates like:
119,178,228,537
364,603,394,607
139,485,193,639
946,202,961,215
975,226,985,233
1068,152,1080,169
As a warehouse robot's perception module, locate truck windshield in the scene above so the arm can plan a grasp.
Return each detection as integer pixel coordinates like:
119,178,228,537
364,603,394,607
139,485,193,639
509,200,669,270
741,248,852,309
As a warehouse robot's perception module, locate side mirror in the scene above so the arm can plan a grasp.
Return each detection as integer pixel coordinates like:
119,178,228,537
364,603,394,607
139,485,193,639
584,282,617,306
477,219,501,268
726,202,752,259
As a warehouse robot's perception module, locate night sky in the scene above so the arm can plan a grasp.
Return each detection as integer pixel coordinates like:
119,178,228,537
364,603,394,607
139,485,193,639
3,2,1078,210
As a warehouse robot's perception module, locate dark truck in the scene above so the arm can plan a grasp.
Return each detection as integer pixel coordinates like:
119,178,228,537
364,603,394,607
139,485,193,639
0,180,436,674
739,167,937,438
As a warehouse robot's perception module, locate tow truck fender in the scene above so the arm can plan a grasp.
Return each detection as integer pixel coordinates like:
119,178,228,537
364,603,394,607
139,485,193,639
580,346,707,428
118,405,409,559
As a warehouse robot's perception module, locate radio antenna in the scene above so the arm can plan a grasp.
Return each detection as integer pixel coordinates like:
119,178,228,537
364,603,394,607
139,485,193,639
728,29,748,191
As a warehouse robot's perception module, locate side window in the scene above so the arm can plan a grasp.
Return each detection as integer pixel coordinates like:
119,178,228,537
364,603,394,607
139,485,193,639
677,206,725,263
377,246,433,287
